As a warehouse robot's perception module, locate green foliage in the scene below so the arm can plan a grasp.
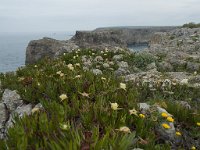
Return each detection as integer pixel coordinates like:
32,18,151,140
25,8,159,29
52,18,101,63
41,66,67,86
182,22,200,28
0,49,199,149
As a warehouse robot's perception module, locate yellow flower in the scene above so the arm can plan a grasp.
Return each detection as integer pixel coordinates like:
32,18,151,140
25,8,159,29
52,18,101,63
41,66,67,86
139,114,145,118
118,126,131,133
161,112,168,118
197,122,200,126
67,64,74,71
162,123,171,129
129,108,138,116
176,132,181,136
120,83,126,90
191,146,196,150
110,102,122,110
167,117,174,122
59,94,68,101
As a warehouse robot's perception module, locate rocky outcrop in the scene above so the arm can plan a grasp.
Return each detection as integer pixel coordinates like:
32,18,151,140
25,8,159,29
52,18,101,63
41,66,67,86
0,89,43,139
26,38,79,64
25,27,176,65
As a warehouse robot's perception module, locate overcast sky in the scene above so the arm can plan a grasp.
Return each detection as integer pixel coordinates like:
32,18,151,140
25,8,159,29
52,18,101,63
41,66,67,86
0,0,200,33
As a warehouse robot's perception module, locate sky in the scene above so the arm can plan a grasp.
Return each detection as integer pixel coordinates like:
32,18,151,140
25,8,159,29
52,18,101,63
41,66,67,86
0,0,200,33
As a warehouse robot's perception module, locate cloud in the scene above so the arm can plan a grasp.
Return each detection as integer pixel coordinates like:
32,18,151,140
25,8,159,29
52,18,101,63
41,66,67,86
0,0,199,32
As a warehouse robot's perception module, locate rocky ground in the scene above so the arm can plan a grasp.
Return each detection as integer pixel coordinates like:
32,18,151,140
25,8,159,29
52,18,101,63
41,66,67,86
0,27,200,149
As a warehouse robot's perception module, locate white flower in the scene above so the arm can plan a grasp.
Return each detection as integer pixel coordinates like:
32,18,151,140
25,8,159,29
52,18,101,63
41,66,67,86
101,77,106,81
63,53,66,56
120,83,126,90
118,126,131,133
110,102,122,110
194,71,197,75
75,63,80,67
31,107,40,114
59,94,68,101
129,108,138,116
75,75,81,78
67,64,74,71
180,79,188,85
34,65,38,68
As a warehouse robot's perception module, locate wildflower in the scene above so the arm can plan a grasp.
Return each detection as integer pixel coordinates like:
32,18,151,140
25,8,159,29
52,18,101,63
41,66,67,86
180,79,188,85
162,123,171,129
110,102,122,110
129,108,138,116
197,122,200,126
194,71,197,75
92,53,95,55
56,71,62,75
73,56,76,59
59,122,70,131
104,53,107,56
167,117,174,122
101,51,104,54
120,83,126,90
139,114,145,118
101,77,106,81
34,65,38,68
75,63,80,67
176,131,181,136
63,53,66,56
67,64,74,71
18,77,25,82
191,146,196,150
117,126,131,133
75,75,81,79
31,107,40,114
79,92,90,98
37,82,41,86
161,112,168,118
59,94,68,101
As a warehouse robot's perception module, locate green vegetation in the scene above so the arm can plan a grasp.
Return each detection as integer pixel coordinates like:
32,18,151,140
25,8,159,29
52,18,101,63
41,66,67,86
0,49,199,149
182,22,200,28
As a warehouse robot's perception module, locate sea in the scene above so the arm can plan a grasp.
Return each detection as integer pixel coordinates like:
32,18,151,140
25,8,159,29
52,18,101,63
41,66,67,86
0,31,74,73
0,32,148,73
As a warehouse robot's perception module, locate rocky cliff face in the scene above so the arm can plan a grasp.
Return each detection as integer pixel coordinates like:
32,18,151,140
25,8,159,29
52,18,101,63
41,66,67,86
26,37,79,64
25,27,176,64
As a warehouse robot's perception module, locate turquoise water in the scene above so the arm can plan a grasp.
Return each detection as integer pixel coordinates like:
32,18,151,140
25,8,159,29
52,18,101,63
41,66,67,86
0,32,74,73
128,43,148,52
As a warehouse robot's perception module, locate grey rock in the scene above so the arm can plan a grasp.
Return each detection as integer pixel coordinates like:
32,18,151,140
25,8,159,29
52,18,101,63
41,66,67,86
138,103,150,112
26,38,79,64
15,104,33,118
103,63,110,68
117,61,129,68
92,69,102,75
115,67,130,76
186,62,200,72
0,103,7,129
2,89,23,111
113,54,123,61
157,61,173,72
146,62,157,70
94,56,103,62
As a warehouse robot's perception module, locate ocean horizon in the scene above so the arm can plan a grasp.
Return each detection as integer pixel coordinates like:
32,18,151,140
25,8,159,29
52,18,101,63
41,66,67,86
0,31,74,73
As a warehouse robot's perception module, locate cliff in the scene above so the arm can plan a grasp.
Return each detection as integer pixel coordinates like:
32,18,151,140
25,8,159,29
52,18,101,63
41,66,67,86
25,26,176,64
